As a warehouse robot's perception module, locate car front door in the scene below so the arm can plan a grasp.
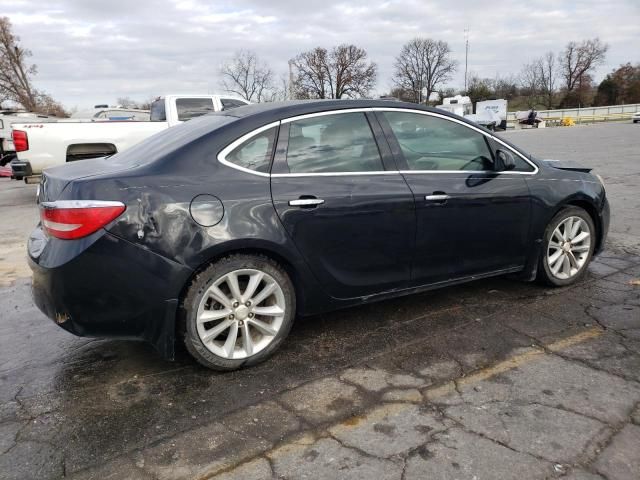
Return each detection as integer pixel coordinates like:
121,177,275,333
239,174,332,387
375,109,534,286
270,110,415,299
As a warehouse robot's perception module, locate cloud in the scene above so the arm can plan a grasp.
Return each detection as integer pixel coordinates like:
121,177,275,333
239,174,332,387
0,0,638,109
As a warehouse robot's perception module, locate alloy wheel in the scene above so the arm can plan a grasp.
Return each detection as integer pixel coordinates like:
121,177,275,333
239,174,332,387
546,216,591,280
196,269,286,359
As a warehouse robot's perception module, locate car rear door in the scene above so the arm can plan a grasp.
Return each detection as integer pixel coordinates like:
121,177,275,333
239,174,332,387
270,110,415,299
375,109,534,286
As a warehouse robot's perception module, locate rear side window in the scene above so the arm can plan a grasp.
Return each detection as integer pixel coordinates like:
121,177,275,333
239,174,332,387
150,99,166,121
225,127,277,173
383,112,494,171
221,98,247,110
176,98,215,121
285,112,383,173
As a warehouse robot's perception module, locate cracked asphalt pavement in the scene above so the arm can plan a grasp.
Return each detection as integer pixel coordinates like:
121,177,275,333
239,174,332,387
1,122,639,479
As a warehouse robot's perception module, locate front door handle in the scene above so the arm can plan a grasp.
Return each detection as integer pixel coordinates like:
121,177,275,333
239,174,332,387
289,198,325,207
425,194,449,202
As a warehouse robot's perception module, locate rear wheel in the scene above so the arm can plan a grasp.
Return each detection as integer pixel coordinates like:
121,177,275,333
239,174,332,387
182,254,295,371
537,206,595,286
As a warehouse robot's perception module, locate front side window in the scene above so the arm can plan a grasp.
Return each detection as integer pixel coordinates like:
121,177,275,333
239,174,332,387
285,112,383,173
176,98,215,121
224,127,277,173
383,112,494,171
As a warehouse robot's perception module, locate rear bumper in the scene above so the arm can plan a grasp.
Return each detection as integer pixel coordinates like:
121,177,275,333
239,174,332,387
28,228,193,359
11,161,32,177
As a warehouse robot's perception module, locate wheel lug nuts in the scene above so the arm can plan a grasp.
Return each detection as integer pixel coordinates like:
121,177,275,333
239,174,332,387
245,301,251,307
229,314,235,320
233,302,239,308
248,312,254,318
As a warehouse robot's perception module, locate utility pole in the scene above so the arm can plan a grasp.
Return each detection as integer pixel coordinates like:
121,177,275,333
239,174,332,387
464,28,469,92
288,60,295,100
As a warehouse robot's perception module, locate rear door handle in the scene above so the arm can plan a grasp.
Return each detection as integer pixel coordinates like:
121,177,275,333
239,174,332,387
425,194,449,202
289,198,325,207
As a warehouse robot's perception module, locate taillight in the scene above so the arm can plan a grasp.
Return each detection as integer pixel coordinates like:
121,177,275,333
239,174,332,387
12,130,28,152
40,200,126,240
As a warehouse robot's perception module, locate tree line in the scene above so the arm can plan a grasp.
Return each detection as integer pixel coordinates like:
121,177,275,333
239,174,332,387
1,13,638,116
225,36,638,110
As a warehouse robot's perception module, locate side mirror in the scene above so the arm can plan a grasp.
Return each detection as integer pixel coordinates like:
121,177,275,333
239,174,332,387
496,149,516,171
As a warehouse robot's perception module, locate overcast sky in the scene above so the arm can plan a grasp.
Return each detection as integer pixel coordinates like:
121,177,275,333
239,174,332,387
1,0,639,109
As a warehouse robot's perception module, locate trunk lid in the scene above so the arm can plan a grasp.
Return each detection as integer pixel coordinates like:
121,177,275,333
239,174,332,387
39,157,134,202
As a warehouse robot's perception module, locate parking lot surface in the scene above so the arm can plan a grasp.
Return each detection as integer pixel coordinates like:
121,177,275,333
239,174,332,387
0,122,639,479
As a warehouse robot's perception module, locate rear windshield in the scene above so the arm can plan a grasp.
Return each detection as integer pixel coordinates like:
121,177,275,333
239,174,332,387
108,114,235,167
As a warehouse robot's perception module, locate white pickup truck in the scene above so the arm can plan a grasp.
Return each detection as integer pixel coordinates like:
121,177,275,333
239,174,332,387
0,111,58,166
10,94,248,181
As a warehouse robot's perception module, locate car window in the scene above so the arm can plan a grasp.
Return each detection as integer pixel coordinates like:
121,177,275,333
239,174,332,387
285,112,383,173
176,98,215,121
225,127,277,173
221,98,247,110
383,112,494,171
150,99,166,121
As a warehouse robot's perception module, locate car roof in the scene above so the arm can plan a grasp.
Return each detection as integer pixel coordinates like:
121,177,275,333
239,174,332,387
216,99,457,123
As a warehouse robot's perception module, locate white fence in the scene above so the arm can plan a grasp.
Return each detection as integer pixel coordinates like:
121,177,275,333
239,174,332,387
506,103,640,121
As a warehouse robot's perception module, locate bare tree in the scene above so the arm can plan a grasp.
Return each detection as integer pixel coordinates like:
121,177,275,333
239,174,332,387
0,17,66,115
116,96,139,108
558,38,607,106
0,16,38,110
519,61,542,108
537,52,557,109
291,44,377,99
393,38,456,104
220,50,275,103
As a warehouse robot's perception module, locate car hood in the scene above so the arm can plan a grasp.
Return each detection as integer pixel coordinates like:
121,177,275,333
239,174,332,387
542,159,592,173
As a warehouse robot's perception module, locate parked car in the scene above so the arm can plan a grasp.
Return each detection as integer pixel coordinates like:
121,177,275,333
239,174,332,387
29,100,610,370
11,94,248,181
633,112,640,123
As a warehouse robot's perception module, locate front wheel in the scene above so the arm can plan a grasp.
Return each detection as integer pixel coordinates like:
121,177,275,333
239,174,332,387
181,254,296,371
537,207,595,287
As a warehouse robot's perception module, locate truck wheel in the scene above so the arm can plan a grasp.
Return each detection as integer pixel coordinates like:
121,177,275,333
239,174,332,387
181,254,296,371
537,207,595,287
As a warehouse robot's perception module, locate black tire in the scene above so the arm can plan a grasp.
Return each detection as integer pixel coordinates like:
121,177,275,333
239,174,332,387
537,206,595,287
181,254,296,371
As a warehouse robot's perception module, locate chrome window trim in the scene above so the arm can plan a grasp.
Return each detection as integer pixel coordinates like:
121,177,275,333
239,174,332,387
271,171,399,178
371,107,539,175
280,108,373,124
217,121,280,178
217,107,539,178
